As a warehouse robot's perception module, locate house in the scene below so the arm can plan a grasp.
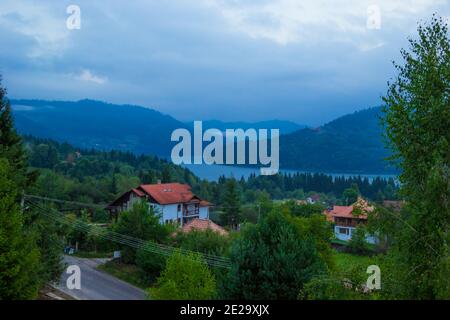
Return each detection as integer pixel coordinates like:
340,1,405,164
324,198,377,244
180,218,228,236
108,182,211,226
307,194,320,204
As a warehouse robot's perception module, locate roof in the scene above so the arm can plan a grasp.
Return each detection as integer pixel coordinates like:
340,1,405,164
138,183,200,205
324,197,373,221
181,218,228,236
109,183,211,207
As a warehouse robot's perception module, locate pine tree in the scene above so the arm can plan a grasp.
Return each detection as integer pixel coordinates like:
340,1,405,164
0,78,36,192
0,159,41,299
221,178,241,228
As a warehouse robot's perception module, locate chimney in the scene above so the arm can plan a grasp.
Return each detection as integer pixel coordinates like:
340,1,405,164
157,179,161,184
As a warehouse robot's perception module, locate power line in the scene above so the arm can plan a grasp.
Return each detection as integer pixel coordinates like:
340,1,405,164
26,199,231,269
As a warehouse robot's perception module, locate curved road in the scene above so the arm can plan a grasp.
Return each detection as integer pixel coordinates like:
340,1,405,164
55,255,147,300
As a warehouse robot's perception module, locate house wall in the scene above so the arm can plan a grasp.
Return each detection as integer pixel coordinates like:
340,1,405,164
334,226,377,244
199,206,209,219
121,196,210,225
159,204,180,224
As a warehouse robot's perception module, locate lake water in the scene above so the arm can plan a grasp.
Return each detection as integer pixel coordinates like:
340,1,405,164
183,164,397,182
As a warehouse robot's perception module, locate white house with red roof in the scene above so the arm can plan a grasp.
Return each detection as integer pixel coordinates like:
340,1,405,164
108,182,211,226
324,198,377,244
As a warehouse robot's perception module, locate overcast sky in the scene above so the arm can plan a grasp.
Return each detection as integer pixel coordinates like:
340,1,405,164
0,0,448,126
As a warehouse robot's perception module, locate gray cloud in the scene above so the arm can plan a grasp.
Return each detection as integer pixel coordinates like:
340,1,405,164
0,0,448,126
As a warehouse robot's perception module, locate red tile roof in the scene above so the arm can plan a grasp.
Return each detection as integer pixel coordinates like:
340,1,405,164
324,198,374,221
181,218,228,236
138,183,199,205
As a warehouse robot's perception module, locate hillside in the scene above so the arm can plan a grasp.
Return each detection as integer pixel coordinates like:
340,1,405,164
280,107,395,173
11,99,395,174
199,120,305,135
11,99,186,157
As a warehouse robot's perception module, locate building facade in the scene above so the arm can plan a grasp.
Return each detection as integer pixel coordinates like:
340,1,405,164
324,198,377,244
108,182,211,226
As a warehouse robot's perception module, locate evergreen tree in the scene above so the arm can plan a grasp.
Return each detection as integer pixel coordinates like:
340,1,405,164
223,211,326,299
0,159,41,299
221,178,241,228
0,78,36,192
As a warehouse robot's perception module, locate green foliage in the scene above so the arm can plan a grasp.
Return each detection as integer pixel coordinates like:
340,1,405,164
283,200,324,217
149,250,217,300
0,159,41,299
135,242,168,283
173,229,230,256
348,227,371,255
223,211,327,299
301,251,381,300
343,184,359,205
0,81,37,192
380,15,450,299
113,201,170,263
220,178,241,227
292,213,334,270
33,212,65,284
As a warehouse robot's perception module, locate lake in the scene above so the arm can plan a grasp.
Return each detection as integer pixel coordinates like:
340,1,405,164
183,164,397,182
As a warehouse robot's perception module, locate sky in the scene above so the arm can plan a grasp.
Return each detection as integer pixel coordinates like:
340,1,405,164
0,0,448,126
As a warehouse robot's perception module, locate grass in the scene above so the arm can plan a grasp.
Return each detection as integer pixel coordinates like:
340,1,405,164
97,260,150,290
333,250,377,273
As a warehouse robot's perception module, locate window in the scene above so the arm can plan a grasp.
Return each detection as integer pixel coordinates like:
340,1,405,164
177,204,181,212
338,227,349,235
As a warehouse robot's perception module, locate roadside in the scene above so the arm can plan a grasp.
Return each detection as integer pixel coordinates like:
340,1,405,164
55,255,147,300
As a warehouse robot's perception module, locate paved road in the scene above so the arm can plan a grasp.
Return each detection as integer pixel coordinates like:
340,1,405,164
55,255,147,300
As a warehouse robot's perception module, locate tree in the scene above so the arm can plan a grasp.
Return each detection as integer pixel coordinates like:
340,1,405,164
135,242,168,283
149,250,217,300
223,211,326,299
380,15,450,299
0,78,36,192
221,178,241,228
343,184,359,205
0,159,41,299
113,201,170,263
348,226,371,255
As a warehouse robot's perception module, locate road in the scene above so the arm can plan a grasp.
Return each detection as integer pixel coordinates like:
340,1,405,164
55,255,147,300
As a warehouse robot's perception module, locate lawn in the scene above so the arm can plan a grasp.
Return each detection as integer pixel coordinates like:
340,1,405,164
333,251,377,273
97,260,151,290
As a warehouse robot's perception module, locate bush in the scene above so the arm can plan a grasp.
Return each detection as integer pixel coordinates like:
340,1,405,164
135,242,167,283
149,250,217,300
348,227,371,255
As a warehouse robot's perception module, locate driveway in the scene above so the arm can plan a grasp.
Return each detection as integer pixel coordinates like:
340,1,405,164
55,255,147,300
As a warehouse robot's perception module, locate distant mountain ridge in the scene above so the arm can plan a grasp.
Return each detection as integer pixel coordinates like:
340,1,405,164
11,99,186,156
280,107,395,173
11,99,395,173
198,120,306,135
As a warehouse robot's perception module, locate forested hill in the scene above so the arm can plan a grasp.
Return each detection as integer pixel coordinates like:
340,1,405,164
12,99,395,174
24,135,397,207
23,135,200,205
280,107,396,174
12,99,186,157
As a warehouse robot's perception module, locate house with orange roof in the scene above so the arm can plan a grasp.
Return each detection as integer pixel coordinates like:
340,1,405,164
108,182,212,226
324,198,377,244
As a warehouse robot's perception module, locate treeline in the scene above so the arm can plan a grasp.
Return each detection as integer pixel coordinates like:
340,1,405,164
23,135,398,209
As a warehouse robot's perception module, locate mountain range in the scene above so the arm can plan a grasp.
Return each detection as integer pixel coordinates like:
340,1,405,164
10,99,395,174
